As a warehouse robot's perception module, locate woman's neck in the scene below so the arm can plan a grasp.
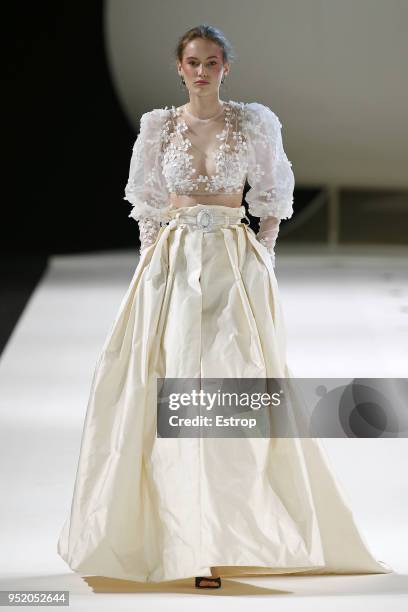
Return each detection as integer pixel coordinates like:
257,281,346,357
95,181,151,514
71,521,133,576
184,96,225,120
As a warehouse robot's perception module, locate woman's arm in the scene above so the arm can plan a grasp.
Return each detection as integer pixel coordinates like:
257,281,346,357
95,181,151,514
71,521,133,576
123,109,170,254
245,103,295,267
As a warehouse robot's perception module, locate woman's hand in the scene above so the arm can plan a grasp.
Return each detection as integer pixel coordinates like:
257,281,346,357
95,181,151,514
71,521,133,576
138,217,161,255
256,215,280,268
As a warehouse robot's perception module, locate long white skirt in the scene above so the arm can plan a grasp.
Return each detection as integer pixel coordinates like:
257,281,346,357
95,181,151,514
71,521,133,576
57,204,393,582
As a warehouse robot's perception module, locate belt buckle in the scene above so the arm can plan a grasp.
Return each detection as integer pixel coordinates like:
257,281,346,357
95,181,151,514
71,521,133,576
196,208,214,232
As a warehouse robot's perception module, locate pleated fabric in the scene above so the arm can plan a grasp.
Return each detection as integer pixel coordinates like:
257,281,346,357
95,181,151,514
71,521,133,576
57,204,393,582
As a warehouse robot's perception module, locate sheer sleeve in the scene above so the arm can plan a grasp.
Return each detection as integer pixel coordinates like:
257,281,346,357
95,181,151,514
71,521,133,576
123,109,171,224
245,102,295,220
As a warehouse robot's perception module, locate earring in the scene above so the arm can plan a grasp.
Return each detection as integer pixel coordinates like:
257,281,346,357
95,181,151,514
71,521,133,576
180,75,186,87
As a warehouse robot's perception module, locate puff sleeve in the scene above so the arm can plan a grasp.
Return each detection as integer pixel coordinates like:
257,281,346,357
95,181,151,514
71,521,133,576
123,109,171,224
245,102,295,220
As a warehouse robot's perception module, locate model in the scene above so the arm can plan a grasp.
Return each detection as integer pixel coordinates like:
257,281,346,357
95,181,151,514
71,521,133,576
57,25,393,590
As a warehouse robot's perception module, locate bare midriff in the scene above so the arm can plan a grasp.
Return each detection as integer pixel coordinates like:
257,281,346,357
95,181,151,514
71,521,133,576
169,193,243,209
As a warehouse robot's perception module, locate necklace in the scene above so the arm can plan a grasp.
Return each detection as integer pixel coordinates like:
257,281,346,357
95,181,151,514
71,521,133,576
183,102,225,123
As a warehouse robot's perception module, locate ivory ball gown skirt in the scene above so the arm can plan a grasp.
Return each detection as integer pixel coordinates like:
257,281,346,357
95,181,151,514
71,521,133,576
57,204,393,582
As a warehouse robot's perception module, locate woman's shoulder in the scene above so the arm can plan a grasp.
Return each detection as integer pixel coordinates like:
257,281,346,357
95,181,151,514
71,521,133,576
240,101,282,127
231,101,284,150
134,107,172,143
140,106,171,127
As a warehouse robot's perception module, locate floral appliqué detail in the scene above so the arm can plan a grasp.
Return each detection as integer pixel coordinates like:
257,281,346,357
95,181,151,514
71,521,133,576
123,101,295,223
160,100,249,196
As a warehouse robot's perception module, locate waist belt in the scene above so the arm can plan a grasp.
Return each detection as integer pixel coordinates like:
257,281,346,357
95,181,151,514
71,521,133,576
167,207,250,232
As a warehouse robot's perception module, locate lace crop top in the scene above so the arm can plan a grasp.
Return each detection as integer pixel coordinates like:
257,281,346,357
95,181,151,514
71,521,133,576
123,100,295,223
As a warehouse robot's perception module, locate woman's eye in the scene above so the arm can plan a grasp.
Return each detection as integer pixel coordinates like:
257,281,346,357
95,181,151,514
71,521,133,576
188,61,217,67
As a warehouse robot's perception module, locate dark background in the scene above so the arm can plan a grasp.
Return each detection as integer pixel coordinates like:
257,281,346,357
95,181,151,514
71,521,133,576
5,2,136,256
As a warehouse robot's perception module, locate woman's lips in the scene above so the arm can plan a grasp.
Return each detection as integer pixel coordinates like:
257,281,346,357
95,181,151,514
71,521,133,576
195,81,209,85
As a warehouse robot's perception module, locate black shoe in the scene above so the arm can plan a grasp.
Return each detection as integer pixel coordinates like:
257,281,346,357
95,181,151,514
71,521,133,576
195,576,222,588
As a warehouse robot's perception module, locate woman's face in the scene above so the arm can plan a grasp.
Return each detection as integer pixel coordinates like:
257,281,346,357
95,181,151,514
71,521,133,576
178,38,229,97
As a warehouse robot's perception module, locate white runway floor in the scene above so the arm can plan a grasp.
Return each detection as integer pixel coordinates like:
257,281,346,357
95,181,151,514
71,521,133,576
0,245,407,610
